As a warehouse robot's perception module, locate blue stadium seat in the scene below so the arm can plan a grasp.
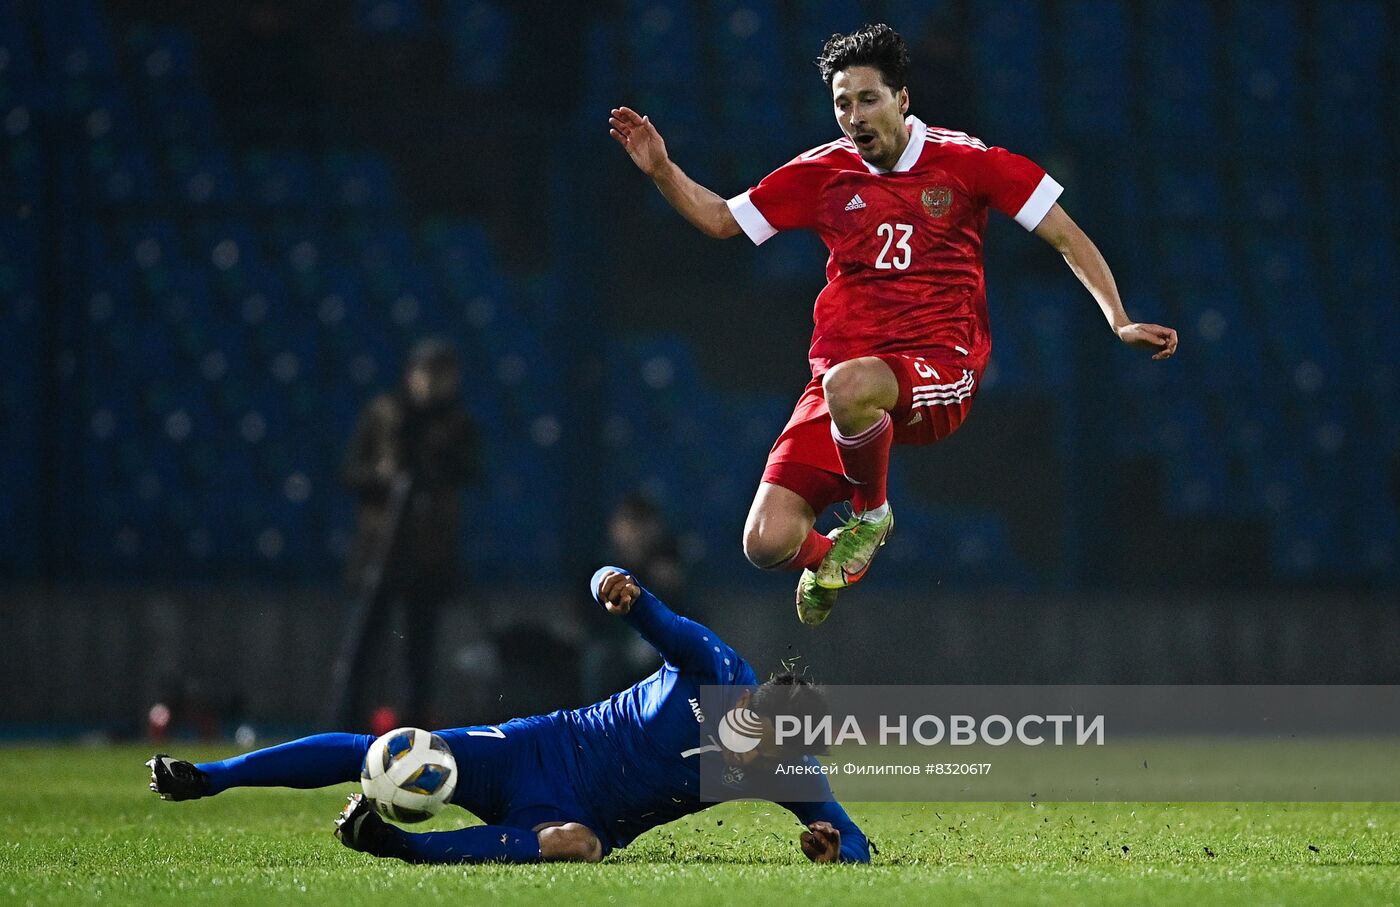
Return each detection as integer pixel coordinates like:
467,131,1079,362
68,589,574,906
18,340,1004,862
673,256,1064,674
343,221,415,279
1270,508,1342,580
0,211,37,289
1248,233,1332,369
121,26,220,147
115,216,186,285
262,217,336,296
970,0,1048,149
983,312,1029,393
879,507,1030,589
1326,226,1397,294
1311,0,1385,141
622,0,703,122
354,0,425,34
1157,227,1230,287
1141,1,1217,139
1326,230,1398,387
0,6,38,110
0,400,42,588
1153,162,1224,224
1161,395,1235,515
2,141,45,229
753,228,826,281
444,0,513,87
0,292,41,574
1077,164,1148,278
1347,459,1398,579
125,25,199,81
1225,0,1300,149
882,0,952,43
137,85,220,147
34,0,118,81
1236,165,1303,225
243,150,321,208
324,151,397,210
166,147,241,206
709,1,790,133
420,220,520,343
190,219,270,287
1019,284,1075,390
1182,285,1265,385
577,22,621,113
626,0,701,86
1057,0,1129,139
1319,169,1391,228
710,0,783,88
85,143,160,204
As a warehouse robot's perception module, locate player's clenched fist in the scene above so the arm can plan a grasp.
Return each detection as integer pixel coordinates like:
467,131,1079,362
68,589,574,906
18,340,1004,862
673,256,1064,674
598,571,641,615
1116,322,1179,360
800,820,842,863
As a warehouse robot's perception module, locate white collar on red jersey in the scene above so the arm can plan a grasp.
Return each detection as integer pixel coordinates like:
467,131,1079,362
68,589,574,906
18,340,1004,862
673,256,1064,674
862,115,927,175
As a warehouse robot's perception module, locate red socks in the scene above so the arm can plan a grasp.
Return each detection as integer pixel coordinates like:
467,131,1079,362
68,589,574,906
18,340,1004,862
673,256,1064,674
833,411,893,513
783,529,834,572
772,411,893,572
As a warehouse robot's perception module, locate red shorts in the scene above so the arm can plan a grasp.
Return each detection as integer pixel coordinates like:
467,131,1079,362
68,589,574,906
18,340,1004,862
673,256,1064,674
761,350,979,513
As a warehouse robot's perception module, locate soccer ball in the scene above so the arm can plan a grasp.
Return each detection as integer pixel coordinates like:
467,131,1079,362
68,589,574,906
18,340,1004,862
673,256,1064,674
360,727,459,823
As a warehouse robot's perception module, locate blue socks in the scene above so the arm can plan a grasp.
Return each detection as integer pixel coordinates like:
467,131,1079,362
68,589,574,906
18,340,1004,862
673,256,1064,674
195,732,544,864
197,733,373,795
379,824,543,864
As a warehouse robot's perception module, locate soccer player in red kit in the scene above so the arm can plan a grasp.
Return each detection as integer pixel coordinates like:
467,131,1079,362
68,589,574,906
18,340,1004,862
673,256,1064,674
610,24,1177,625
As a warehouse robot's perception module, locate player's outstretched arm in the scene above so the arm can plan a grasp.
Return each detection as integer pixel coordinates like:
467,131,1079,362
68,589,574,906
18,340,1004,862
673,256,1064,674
800,820,845,864
785,796,871,864
1034,204,1178,361
592,567,741,681
609,106,741,239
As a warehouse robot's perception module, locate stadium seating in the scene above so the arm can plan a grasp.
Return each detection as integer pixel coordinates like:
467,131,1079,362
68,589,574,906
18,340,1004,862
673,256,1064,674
1055,0,1130,140
1,0,1394,590
0,0,573,581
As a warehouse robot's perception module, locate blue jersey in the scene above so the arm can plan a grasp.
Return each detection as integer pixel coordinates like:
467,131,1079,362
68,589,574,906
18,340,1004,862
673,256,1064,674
444,567,869,862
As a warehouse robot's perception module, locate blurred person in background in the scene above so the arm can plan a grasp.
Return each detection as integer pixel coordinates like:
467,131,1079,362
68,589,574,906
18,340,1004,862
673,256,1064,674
337,337,479,729
608,493,685,605
579,494,686,701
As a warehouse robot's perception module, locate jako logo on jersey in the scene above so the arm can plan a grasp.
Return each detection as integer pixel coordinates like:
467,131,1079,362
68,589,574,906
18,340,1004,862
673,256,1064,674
844,193,867,212
688,698,706,724
921,186,953,218
717,707,765,754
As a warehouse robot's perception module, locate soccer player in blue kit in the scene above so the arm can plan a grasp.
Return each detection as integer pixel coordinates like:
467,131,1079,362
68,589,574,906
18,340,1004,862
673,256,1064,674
148,568,870,865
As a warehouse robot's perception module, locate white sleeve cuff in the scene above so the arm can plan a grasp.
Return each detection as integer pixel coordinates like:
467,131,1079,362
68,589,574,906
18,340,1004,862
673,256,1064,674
1013,173,1064,231
726,190,778,245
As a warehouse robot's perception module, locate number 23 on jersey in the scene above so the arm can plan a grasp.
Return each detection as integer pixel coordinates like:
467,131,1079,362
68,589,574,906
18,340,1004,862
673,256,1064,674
875,223,913,270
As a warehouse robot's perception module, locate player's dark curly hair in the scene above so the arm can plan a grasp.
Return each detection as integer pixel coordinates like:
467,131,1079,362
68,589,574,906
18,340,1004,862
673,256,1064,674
814,23,909,90
749,671,831,756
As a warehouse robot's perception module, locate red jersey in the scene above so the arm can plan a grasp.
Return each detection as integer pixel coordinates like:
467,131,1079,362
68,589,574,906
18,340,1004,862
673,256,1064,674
726,115,1061,376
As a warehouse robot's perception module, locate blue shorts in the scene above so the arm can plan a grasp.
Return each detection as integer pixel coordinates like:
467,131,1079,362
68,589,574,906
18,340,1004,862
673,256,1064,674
436,717,609,855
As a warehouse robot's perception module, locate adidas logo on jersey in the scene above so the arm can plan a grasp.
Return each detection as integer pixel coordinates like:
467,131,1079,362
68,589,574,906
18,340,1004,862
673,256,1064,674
844,193,867,211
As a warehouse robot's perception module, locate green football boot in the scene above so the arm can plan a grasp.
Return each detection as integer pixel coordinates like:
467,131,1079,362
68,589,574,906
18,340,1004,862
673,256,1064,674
813,507,894,590
796,568,839,626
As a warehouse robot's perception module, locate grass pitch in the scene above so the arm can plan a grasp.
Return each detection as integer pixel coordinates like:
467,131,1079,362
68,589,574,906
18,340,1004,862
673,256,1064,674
3,745,1398,905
